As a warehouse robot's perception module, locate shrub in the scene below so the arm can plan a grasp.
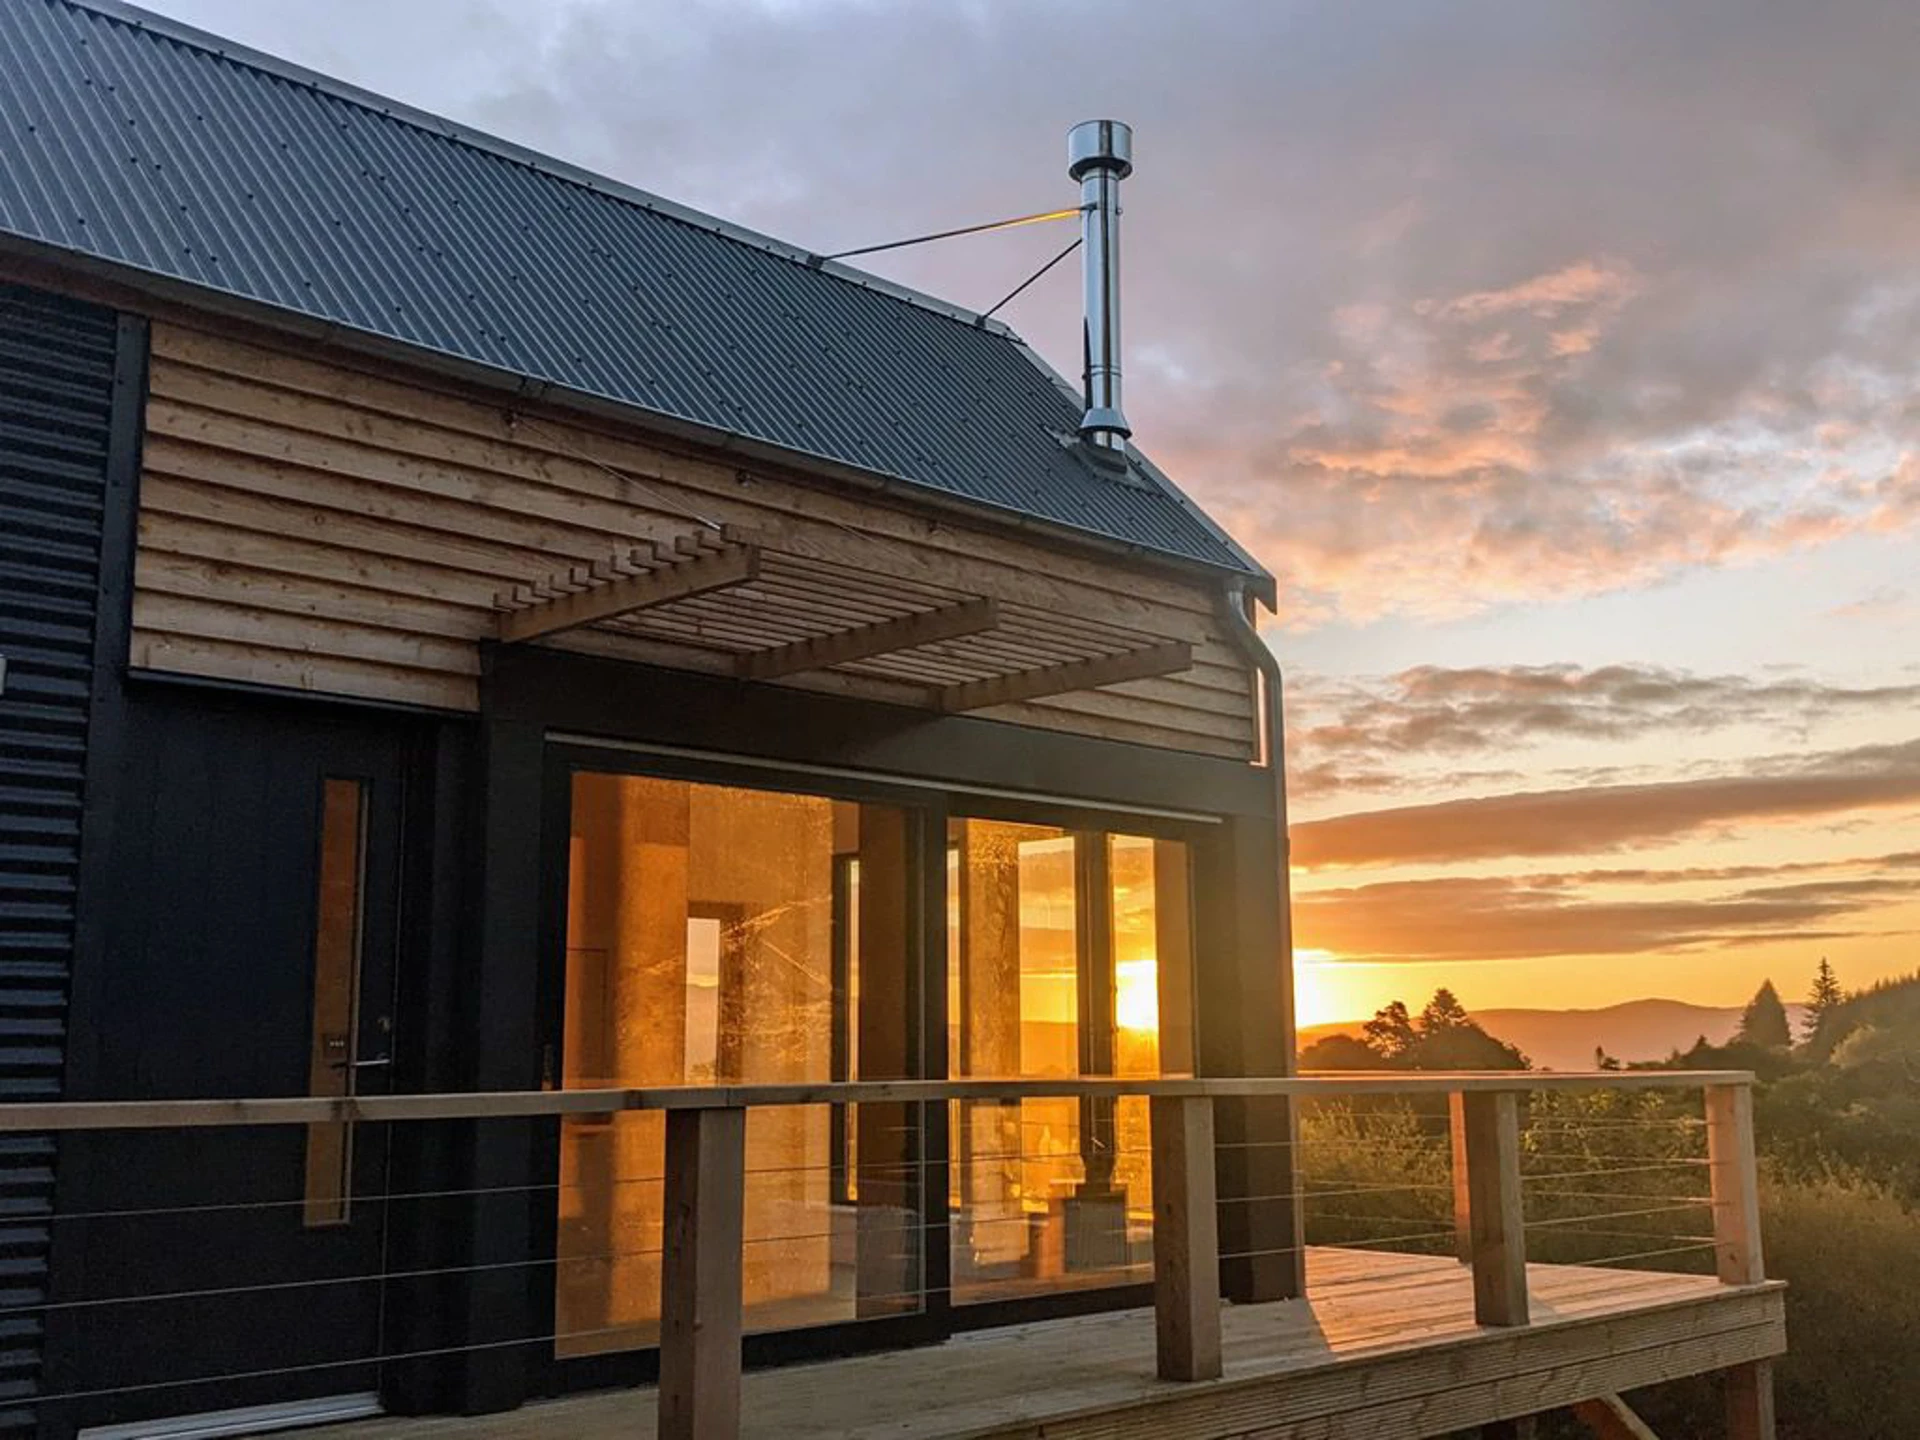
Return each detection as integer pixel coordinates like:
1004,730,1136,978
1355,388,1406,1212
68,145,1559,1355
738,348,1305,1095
1602,1173,1920,1439
1295,1099,1453,1252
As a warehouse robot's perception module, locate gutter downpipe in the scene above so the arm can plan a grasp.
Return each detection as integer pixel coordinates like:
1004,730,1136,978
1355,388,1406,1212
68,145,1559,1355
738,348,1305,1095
1216,579,1308,1298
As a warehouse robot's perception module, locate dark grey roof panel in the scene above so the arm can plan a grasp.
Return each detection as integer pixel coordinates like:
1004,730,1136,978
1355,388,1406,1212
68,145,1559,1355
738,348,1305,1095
0,0,1265,578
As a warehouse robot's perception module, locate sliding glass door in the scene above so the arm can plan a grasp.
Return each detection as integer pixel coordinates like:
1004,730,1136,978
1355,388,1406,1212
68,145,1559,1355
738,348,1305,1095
548,760,1201,1359
555,772,922,1357
946,821,1196,1306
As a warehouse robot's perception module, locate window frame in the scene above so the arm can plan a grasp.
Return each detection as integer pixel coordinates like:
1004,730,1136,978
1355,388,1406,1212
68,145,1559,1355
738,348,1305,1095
530,737,1219,1376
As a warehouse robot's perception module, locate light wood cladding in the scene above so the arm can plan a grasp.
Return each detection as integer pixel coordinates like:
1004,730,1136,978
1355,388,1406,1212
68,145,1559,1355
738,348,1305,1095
133,323,1257,757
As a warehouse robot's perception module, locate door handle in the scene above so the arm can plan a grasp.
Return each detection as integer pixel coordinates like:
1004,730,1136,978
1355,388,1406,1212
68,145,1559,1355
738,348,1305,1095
328,1053,392,1072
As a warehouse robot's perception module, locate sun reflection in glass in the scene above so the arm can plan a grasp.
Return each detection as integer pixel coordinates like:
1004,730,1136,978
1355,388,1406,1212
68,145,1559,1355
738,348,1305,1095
1114,957,1159,1034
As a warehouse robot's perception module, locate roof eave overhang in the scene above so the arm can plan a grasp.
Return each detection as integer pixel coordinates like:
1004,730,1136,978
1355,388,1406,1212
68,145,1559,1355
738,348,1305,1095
0,233,1278,611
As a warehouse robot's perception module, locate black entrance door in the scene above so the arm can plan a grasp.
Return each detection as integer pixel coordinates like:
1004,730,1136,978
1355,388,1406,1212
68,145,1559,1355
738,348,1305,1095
50,691,414,1434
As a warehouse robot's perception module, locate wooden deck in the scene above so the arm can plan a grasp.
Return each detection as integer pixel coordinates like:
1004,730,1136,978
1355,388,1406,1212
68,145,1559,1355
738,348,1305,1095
301,1248,1786,1440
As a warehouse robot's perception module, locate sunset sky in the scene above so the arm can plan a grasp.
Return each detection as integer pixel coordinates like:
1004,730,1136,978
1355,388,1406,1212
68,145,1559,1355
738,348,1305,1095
146,0,1920,1026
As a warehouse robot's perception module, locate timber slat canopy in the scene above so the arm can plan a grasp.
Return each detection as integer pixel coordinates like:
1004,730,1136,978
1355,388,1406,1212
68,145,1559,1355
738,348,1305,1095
491,523,1193,711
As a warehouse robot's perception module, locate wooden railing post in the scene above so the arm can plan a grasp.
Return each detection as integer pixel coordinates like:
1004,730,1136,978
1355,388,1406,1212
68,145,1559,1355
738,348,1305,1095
659,1104,747,1440
1706,1082,1775,1440
1456,1087,1539,1438
1149,1094,1222,1382
1460,1089,1528,1327
1705,1083,1764,1287
1449,1091,1473,1265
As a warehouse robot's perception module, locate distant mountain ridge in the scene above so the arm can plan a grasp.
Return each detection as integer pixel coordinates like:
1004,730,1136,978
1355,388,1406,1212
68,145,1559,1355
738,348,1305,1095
1300,997,1809,1072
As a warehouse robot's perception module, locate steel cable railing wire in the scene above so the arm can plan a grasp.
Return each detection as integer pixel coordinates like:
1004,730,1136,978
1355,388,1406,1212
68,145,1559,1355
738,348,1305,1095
19,1080,1748,1410
28,1225,1736,1412
39,1146,1175,1225
10,1177,1469,1322
1289,1092,1720,1274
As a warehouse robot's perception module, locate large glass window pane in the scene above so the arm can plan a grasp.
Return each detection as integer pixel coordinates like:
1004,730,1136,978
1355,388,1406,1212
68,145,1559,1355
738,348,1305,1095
948,820,1194,1304
556,773,920,1356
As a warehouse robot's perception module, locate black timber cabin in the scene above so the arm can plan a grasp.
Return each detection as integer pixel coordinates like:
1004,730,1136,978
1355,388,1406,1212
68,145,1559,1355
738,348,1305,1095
0,2,1297,1435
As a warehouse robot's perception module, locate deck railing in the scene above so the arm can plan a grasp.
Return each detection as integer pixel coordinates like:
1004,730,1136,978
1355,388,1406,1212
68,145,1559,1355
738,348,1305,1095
0,1070,1769,1440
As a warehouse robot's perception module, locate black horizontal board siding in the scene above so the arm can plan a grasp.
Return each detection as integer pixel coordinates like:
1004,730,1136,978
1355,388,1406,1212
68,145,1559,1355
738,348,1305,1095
0,281,118,1437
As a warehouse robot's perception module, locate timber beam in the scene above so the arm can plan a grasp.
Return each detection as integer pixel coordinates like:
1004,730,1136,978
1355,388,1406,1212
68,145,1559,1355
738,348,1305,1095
1572,1394,1663,1439
496,528,760,644
738,595,998,681
934,638,1192,713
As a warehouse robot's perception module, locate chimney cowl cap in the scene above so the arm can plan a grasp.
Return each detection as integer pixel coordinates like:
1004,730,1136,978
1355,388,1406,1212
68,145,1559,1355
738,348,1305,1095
1068,120,1133,182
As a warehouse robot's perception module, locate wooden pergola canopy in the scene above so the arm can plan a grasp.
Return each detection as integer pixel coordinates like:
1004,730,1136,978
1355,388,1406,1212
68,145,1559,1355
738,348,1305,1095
493,525,1193,712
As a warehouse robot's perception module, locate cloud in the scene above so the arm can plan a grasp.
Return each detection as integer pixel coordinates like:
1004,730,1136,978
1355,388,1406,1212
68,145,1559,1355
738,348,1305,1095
1286,663,1920,786
1287,759,1530,804
141,0,1920,626
1282,662,1920,806
1433,261,1642,325
1295,863,1920,962
1540,850,1920,888
1291,736,1920,867
1824,585,1914,623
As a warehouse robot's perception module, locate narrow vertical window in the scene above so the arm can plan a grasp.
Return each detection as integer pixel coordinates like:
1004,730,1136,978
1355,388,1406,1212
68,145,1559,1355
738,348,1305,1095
304,777,368,1227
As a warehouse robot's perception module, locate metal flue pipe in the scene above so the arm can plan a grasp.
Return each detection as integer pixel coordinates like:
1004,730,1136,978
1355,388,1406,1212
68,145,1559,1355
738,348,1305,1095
1068,119,1133,452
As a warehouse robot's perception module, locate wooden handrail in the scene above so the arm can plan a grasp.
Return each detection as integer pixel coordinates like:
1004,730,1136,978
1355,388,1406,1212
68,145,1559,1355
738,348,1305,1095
0,1070,1755,1133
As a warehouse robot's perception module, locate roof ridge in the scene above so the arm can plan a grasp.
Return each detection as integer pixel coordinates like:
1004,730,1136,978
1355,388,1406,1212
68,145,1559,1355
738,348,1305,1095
56,0,1029,342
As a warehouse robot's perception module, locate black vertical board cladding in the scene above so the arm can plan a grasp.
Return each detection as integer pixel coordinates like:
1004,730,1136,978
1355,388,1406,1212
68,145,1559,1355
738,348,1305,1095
449,710,544,1414
379,721,463,1415
0,282,138,1436
1194,810,1300,1304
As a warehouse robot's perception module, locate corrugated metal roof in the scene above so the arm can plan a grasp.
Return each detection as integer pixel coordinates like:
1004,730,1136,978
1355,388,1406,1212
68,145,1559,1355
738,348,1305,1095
0,0,1266,581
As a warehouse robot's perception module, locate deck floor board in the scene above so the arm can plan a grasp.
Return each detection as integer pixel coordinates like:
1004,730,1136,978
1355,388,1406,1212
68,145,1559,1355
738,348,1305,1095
296,1249,1784,1440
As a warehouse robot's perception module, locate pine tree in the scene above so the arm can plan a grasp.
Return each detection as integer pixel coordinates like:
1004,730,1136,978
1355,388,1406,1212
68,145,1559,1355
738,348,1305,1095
1804,957,1843,1042
1735,979,1793,1050
1419,987,1472,1034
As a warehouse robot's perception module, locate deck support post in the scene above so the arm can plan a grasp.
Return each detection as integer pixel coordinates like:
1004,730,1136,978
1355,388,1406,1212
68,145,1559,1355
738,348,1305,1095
1150,1094,1223,1381
1706,1082,1774,1440
659,1105,747,1440
1460,1089,1529,1327
1724,1361,1777,1440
